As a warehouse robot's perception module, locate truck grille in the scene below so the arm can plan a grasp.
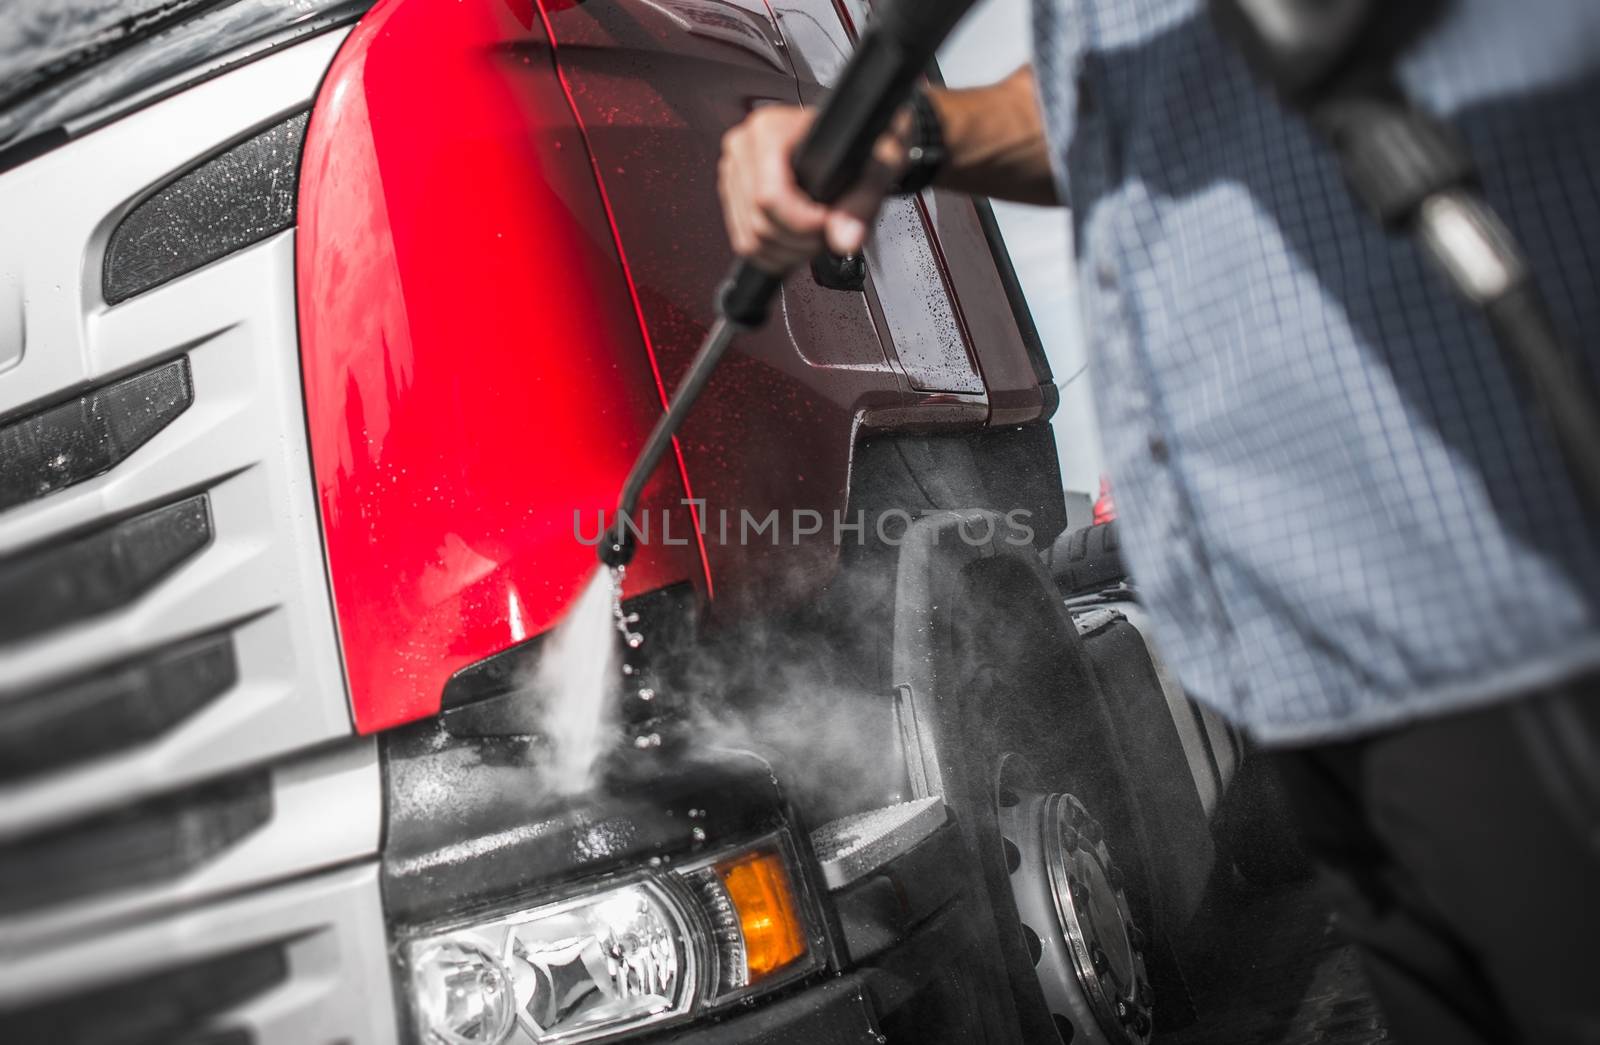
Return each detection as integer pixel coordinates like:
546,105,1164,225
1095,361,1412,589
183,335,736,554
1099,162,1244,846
0,357,192,513
0,630,236,785
0,27,395,1045
0,493,213,645
0,940,288,1045
0,771,272,919
0,28,354,839
0,864,397,1045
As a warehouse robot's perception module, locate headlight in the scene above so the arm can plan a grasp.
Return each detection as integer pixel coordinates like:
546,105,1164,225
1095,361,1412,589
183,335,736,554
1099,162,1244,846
404,835,819,1044
411,938,518,1044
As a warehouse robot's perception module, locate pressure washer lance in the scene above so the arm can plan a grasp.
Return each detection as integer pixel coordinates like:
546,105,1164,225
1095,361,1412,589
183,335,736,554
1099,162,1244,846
597,0,980,569
1212,0,1600,524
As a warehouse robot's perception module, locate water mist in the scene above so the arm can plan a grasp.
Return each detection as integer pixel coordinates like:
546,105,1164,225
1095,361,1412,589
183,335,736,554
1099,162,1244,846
530,567,622,795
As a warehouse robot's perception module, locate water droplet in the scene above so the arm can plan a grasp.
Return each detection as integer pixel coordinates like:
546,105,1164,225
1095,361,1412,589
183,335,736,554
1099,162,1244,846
637,687,655,702
691,826,706,842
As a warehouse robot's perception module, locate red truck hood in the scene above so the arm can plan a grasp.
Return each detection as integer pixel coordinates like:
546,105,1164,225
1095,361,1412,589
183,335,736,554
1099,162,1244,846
296,0,702,732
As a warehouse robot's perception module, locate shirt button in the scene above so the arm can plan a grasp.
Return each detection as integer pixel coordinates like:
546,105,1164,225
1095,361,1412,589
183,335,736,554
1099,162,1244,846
1148,435,1170,463
1096,262,1117,290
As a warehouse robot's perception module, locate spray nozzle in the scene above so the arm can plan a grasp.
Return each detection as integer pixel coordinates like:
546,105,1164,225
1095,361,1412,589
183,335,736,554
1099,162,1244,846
598,521,637,568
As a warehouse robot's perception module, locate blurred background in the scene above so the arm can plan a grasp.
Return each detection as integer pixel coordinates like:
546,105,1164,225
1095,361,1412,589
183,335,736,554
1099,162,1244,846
941,0,1104,503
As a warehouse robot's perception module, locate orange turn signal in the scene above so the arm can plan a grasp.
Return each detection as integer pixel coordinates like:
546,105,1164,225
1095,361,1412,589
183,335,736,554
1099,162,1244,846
716,847,808,982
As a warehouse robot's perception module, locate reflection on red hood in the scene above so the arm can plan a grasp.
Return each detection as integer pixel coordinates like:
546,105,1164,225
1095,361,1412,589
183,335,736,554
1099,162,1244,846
296,0,700,733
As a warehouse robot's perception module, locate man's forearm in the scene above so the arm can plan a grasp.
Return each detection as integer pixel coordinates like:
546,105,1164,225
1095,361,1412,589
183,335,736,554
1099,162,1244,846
928,65,1059,206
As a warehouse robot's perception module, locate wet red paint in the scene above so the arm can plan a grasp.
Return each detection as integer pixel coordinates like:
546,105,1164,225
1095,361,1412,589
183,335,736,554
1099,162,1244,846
297,0,698,732
534,0,914,614
297,0,1046,732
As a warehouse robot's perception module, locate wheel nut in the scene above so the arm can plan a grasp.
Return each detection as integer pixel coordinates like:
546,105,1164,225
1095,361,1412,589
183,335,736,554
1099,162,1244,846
1115,997,1132,1022
1133,1012,1151,1036
1128,925,1147,952
1091,943,1109,974
1082,819,1104,846
1060,825,1080,852
1070,878,1090,907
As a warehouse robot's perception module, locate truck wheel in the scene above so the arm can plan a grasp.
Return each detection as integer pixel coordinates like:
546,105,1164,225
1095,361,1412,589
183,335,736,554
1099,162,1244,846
890,511,1173,1043
996,755,1155,1045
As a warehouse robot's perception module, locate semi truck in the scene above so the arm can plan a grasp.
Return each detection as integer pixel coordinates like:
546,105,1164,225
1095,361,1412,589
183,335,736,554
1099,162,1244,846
0,2,1307,1042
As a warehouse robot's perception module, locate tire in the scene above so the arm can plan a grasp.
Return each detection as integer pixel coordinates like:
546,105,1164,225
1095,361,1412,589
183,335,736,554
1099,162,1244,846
1049,522,1127,598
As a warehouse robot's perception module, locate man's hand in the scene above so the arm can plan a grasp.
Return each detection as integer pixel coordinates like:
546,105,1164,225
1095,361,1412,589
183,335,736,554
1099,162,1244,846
716,68,1058,274
717,105,910,275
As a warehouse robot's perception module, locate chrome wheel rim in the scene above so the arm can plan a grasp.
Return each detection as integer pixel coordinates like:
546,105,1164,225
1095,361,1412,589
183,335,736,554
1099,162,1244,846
997,761,1153,1045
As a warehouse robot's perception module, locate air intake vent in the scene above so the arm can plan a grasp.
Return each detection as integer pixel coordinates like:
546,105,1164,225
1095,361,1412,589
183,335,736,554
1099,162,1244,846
0,358,193,514
0,770,271,919
102,111,308,304
0,493,212,645
0,941,283,1045
0,631,237,784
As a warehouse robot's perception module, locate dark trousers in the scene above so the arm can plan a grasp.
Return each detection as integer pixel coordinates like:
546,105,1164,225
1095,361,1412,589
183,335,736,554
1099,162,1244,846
1273,676,1600,1045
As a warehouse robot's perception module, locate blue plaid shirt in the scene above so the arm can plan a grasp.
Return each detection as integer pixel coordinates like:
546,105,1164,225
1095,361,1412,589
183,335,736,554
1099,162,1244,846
1030,0,1600,743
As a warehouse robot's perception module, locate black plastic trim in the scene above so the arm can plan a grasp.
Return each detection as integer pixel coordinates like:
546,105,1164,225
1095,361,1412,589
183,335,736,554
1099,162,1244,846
440,583,696,716
0,358,194,514
0,126,67,175
970,195,1054,397
830,818,968,964
0,493,213,646
180,1030,256,1045
0,941,283,1045
0,630,238,784
438,632,546,714
0,769,272,918
654,974,882,1045
103,111,308,304
380,730,787,924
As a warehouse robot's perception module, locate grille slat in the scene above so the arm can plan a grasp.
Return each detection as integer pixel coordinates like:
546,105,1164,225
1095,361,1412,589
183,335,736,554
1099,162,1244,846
0,493,212,645
180,1029,255,1045
102,112,307,304
0,942,283,1045
0,631,237,784
0,771,272,918
0,358,193,514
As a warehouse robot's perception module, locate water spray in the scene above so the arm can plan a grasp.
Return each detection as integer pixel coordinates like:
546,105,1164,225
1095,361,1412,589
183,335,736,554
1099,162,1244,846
549,0,984,782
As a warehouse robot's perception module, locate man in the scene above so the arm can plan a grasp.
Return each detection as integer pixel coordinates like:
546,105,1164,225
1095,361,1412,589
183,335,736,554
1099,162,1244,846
718,0,1600,1041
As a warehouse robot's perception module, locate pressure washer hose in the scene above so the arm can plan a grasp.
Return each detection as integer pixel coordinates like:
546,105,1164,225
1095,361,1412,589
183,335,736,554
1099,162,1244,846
598,0,980,568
